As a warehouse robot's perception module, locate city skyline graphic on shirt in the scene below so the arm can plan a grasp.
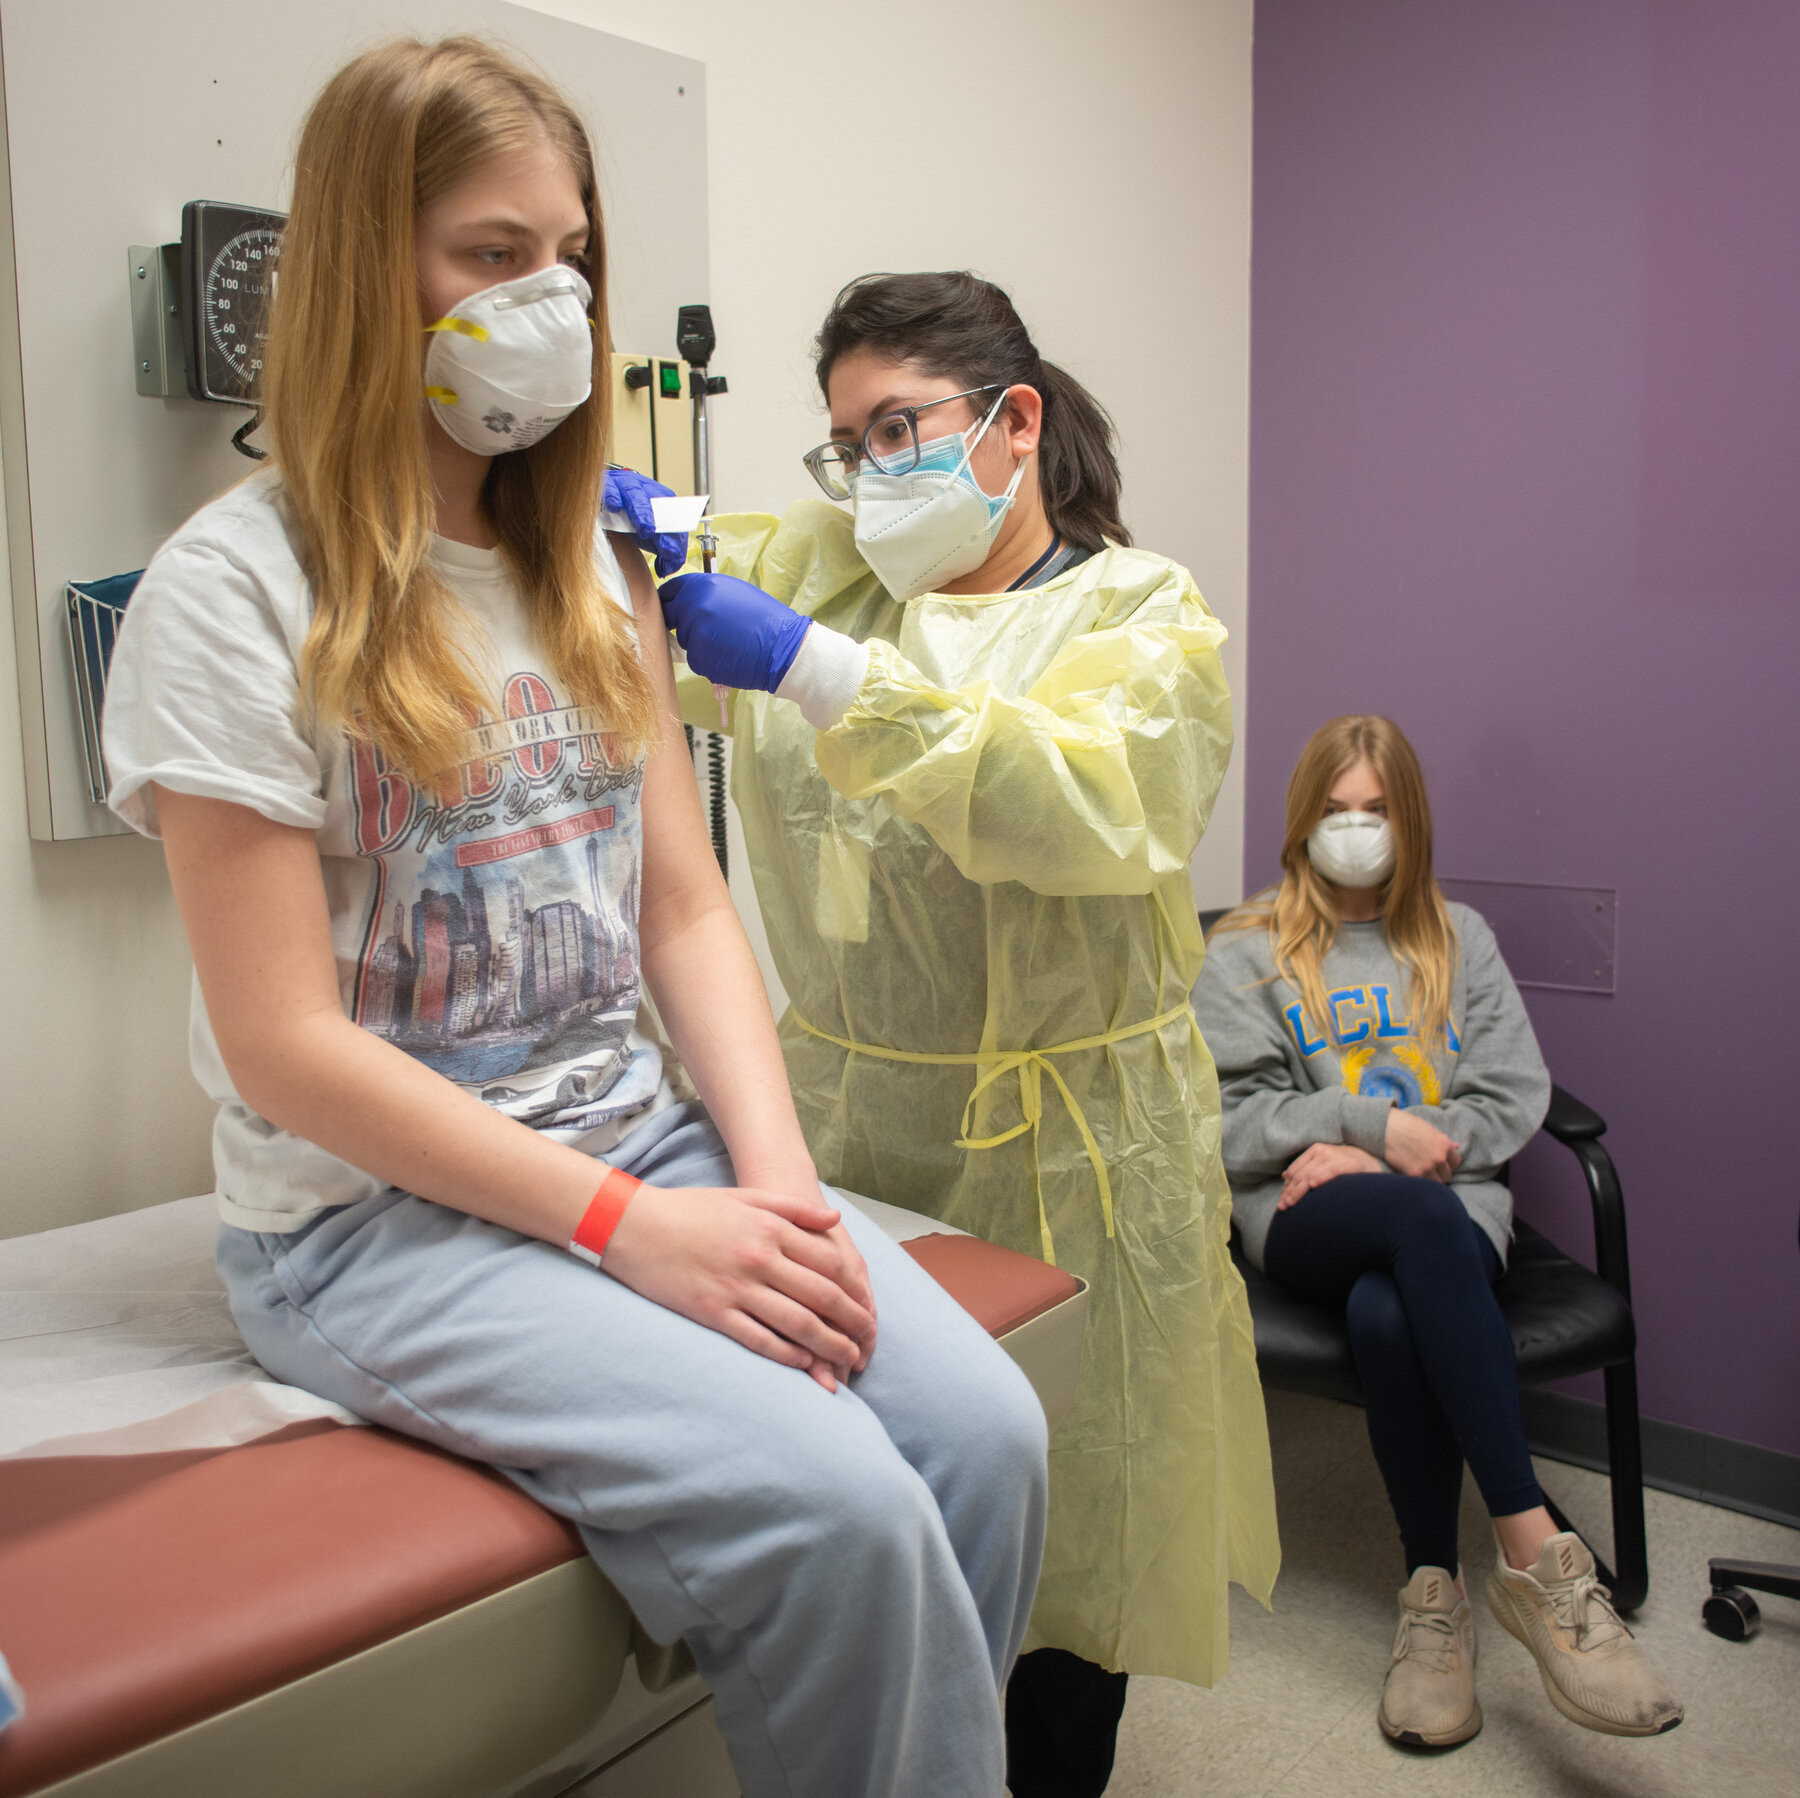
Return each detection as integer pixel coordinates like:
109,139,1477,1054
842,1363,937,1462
347,673,647,1106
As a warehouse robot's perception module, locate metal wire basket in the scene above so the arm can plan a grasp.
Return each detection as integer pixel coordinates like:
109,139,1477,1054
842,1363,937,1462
65,571,144,805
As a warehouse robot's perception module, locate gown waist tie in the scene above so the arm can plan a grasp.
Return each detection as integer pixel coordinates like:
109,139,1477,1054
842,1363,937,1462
789,1002,1197,1265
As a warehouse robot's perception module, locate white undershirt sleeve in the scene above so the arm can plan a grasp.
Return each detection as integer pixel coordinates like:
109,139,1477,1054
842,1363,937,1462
773,622,870,731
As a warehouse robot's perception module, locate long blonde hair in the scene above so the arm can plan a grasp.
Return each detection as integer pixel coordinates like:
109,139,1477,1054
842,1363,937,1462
1218,715,1458,1049
262,36,656,778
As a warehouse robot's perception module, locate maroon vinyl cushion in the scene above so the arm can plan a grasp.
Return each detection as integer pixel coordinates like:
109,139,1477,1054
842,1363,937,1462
0,1427,582,1796
900,1231,1082,1336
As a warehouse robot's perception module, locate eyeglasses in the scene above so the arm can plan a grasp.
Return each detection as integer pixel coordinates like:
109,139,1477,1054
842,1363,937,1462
801,385,1006,500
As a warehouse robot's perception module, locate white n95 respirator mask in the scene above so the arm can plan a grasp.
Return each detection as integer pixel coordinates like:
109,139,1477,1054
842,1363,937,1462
1307,811,1396,888
424,268,594,455
851,390,1027,601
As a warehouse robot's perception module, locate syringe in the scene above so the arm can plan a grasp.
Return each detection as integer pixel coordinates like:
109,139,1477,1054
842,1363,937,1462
696,523,730,729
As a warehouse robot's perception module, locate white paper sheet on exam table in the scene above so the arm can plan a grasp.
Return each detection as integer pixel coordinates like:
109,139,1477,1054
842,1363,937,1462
0,1190,963,1462
0,1194,361,1460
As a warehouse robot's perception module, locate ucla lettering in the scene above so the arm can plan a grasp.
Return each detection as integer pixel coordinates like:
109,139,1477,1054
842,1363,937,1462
1328,986,1372,1046
1373,984,1412,1039
1284,1002,1329,1058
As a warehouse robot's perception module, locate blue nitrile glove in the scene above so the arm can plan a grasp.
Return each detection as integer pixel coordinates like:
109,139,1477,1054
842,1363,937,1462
658,572,813,692
603,466,690,577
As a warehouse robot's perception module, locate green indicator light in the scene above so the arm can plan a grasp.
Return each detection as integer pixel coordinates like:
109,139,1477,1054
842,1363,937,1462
659,362,682,398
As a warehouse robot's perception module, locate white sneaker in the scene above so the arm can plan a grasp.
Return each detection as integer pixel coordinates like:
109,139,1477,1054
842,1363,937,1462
1378,1565,1481,1748
1487,1532,1683,1736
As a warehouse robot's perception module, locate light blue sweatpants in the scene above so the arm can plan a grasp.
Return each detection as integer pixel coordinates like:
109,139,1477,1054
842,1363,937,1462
216,1101,1048,1798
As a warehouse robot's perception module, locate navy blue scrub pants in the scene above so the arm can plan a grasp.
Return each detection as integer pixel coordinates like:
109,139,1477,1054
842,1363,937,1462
1262,1173,1545,1574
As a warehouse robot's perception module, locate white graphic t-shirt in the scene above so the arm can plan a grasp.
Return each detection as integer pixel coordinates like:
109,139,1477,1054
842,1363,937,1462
104,467,670,1231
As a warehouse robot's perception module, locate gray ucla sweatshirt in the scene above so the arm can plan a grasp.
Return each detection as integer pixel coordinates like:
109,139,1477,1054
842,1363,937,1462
1193,901,1550,1270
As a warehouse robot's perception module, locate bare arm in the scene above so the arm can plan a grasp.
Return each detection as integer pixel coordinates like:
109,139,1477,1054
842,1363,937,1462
156,790,605,1239
613,538,877,1364
612,536,822,1200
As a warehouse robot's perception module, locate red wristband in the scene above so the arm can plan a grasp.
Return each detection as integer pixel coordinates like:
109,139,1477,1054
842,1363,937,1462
569,1167,643,1267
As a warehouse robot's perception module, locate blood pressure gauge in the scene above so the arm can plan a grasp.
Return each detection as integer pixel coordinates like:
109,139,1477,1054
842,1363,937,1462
178,201,286,404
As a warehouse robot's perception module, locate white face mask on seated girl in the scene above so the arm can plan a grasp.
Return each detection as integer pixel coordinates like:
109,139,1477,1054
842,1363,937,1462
1308,811,1396,889
851,388,1027,601
424,267,594,455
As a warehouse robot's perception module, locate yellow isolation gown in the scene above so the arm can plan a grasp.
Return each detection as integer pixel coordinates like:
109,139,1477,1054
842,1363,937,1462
676,501,1279,1683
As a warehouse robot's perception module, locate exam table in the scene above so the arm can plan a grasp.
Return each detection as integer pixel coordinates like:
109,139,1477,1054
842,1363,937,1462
0,1194,1088,1797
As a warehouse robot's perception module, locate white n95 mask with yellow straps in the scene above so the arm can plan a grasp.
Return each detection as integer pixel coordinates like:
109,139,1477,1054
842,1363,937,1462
423,268,594,455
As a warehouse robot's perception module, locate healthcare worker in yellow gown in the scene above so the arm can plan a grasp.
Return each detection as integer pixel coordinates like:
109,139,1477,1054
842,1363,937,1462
660,272,1280,1798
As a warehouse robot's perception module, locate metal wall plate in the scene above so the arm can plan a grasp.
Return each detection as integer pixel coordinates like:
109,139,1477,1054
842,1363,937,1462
127,244,183,398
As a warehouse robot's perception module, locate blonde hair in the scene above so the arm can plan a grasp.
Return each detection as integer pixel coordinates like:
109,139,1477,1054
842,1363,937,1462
262,36,656,778
1217,715,1458,1049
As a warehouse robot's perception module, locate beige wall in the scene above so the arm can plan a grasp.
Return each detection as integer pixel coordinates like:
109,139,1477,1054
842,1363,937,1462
0,0,1253,1237
0,478,218,1235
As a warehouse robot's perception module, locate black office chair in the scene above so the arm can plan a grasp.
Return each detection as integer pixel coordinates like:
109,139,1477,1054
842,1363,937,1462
1700,1202,1800,1641
1197,909,1648,1611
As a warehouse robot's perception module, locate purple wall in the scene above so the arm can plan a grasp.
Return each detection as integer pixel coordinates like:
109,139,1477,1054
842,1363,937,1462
1249,0,1800,1456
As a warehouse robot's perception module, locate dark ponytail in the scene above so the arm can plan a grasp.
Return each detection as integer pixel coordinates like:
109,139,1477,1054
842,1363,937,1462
814,271,1130,551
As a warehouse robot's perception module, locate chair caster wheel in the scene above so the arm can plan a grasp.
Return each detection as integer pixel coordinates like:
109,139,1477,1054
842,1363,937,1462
1703,1586,1761,1641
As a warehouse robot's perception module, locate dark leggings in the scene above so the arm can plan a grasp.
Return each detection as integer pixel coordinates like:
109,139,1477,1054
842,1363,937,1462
1263,1173,1545,1574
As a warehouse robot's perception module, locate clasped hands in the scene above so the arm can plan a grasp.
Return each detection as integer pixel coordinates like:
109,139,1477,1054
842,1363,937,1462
1278,1108,1464,1211
601,1169,876,1395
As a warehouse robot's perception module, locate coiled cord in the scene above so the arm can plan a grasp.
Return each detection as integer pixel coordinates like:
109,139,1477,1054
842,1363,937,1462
680,725,729,880
705,730,728,880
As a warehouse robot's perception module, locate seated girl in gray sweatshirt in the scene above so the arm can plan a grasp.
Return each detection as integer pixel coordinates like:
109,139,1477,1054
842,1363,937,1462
1195,714,1680,1751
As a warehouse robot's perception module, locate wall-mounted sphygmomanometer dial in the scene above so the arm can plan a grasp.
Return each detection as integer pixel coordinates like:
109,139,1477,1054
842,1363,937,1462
178,201,286,404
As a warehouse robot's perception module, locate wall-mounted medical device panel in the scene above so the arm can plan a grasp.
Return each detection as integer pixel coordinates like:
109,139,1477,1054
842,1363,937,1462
650,357,696,497
609,352,702,496
0,0,707,842
611,354,657,476
130,202,287,405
